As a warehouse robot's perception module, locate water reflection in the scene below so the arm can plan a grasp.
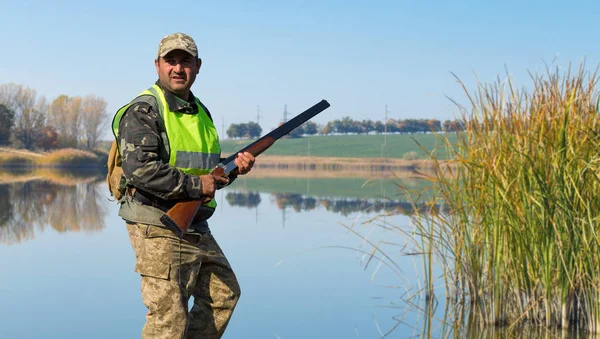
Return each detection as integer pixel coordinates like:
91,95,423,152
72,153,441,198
227,191,438,216
0,169,106,245
0,171,433,245
225,191,261,208
377,300,590,338
1,169,596,338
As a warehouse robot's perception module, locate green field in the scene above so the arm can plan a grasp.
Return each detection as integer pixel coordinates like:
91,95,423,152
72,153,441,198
220,133,456,159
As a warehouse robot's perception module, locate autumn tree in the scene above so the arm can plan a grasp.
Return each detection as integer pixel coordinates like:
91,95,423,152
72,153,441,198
48,95,70,146
81,95,108,150
48,95,82,148
319,124,331,135
0,103,15,145
36,126,59,151
0,84,47,150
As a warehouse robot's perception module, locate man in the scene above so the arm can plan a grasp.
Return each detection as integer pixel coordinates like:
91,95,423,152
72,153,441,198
112,32,255,338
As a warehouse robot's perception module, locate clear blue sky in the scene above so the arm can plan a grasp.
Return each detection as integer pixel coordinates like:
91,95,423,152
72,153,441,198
1,0,598,139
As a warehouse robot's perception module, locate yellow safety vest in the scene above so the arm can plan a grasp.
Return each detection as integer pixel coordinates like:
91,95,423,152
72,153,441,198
112,84,219,209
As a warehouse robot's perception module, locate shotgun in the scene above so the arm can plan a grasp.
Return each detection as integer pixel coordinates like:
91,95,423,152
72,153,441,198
160,99,330,237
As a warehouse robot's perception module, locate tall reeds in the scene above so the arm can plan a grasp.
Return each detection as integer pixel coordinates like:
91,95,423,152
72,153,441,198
411,64,600,331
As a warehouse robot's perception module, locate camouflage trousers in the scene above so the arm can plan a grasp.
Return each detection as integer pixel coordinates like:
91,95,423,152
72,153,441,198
126,222,241,339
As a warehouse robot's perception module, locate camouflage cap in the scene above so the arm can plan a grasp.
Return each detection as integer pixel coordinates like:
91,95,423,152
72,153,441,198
157,33,198,58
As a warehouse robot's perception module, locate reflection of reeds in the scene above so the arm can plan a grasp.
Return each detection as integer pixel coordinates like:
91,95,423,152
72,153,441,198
405,64,600,332
396,300,591,339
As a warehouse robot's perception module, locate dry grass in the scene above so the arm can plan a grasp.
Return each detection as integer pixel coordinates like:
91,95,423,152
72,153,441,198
0,168,102,185
0,148,106,167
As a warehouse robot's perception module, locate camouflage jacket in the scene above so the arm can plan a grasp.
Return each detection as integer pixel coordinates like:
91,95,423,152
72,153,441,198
118,82,216,200
117,82,230,230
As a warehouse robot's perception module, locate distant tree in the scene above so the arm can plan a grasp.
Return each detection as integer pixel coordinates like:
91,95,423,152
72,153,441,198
0,84,47,150
36,126,59,151
340,116,353,134
361,119,374,134
443,119,465,132
245,121,262,138
374,121,384,134
237,123,249,138
81,95,108,150
48,95,70,146
320,124,332,135
303,121,318,135
386,119,398,133
226,124,240,139
288,123,303,138
13,105,46,150
427,119,442,132
48,95,83,147
351,120,363,134
0,103,15,145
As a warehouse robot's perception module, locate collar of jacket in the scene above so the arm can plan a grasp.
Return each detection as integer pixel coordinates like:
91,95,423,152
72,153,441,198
154,81,199,115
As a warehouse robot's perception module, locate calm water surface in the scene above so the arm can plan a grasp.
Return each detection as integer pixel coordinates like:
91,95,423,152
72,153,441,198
0,175,426,338
0,174,582,338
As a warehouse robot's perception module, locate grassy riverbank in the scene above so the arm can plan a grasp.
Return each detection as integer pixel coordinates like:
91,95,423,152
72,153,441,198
0,148,108,168
1,133,453,168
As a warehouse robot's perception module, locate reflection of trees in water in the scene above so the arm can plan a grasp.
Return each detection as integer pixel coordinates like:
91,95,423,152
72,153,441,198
225,191,437,216
0,185,14,230
274,193,318,212
225,192,261,208
0,180,106,245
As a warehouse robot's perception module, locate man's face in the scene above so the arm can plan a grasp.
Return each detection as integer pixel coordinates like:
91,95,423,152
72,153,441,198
155,49,201,99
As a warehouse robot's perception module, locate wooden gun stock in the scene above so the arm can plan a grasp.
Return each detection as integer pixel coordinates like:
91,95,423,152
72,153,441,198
161,99,330,237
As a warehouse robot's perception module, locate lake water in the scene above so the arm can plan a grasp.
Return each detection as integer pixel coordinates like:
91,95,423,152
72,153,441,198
0,173,580,338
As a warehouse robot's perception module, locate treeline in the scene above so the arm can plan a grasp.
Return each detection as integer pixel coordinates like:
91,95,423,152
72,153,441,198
0,83,108,151
226,122,262,139
322,117,464,135
225,117,464,139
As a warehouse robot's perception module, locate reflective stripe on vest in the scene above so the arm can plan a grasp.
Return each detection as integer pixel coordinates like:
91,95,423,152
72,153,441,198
112,84,219,209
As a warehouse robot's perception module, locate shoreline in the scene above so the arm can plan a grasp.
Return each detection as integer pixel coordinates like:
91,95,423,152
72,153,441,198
0,148,446,179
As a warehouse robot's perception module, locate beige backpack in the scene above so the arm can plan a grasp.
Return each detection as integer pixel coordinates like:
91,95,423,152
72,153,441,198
106,140,126,200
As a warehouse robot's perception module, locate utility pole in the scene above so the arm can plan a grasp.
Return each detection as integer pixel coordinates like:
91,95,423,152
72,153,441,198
384,104,388,146
256,105,261,125
283,104,289,123
221,116,225,139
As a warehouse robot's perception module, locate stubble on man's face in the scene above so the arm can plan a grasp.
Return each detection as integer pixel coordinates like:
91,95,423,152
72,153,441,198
155,50,201,100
